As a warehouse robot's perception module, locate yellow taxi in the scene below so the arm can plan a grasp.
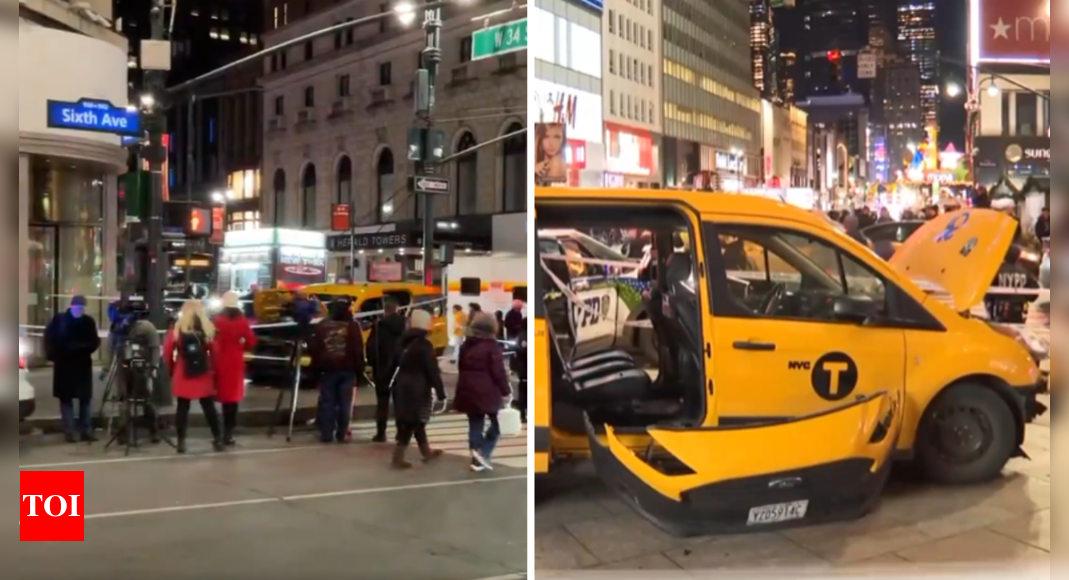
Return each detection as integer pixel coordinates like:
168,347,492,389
246,282,448,382
533,189,1046,537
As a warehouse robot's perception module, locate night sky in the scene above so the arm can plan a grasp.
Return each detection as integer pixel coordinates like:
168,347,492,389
937,0,968,149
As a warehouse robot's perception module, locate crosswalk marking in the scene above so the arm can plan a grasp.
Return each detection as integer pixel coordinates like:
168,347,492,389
346,414,527,469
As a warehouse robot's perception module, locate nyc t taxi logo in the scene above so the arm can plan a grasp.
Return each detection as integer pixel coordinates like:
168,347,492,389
20,471,84,541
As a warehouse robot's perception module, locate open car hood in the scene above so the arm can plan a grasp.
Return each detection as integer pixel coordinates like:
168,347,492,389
889,209,1018,311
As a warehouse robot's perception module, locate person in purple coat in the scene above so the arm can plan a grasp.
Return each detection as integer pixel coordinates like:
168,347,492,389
453,312,512,472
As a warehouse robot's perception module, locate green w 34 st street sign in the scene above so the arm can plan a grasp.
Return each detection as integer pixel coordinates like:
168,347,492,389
471,18,527,61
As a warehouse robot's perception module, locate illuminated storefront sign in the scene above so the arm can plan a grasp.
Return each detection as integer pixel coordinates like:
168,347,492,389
532,79,603,143
970,0,1049,64
604,122,654,176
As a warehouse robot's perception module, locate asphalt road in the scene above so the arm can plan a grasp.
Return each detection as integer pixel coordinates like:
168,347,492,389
535,396,1050,573
15,415,527,580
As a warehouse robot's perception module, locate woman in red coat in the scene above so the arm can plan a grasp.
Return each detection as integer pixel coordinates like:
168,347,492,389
164,300,223,453
212,292,258,445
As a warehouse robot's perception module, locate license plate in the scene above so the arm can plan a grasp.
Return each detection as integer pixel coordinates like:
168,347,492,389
747,500,808,525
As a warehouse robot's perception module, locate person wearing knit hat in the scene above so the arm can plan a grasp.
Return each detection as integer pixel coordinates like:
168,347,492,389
389,308,447,468
454,311,512,471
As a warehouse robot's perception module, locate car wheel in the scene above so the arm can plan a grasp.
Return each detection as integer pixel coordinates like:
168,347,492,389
916,383,1017,485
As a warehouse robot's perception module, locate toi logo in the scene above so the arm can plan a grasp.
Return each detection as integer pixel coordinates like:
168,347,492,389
20,471,84,541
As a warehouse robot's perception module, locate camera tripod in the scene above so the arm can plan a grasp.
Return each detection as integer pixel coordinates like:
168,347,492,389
100,355,176,455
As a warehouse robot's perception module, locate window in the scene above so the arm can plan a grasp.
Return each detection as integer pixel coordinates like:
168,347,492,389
608,49,615,74
304,41,313,60
269,53,278,72
618,15,624,36
460,36,473,62
647,30,652,50
626,19,631,41
334,26,343,49
711,225,886,322
280,51,287,68
303,86,315,108
609,90,615,114
379,4,390,33
608,10,615,33
378,62,392,86
337,74,351,98
345,18,355,44
273,95,284,116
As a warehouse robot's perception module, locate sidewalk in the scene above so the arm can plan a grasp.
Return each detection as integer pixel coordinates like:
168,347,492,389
24,363,462,434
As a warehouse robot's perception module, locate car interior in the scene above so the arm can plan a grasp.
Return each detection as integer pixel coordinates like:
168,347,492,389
538,205,707,433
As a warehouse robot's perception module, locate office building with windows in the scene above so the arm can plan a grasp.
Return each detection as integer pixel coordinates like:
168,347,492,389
897,2,938,127
261,0,527,279
661,0,760,189
603,0,663,187
533,0,605,186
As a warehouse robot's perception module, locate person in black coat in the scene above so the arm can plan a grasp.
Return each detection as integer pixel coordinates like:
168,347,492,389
390,310,447,469
366,297,407,442
44,295,101,442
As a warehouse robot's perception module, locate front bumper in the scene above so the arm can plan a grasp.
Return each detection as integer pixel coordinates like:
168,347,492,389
587,425,893,537
19,398,35,421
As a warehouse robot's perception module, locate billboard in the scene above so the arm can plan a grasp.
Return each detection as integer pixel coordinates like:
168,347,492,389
970,0,1049,64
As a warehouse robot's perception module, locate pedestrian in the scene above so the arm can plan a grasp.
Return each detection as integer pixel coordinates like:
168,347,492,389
366,296,406,442
842,213,866,244
494,311,506,339
450,304,467,364
309,299,364,443
877,207,894,223
467,303,482,328
1036,207,1050,239
454,312,512,471
164,300,223,453
390,310,447,469
504,299,525,340
44,295,101,443
211,292,257,445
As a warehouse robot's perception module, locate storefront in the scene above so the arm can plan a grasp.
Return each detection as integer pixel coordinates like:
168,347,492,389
326,217,493,283
218,229,327,292
21,20,130,326
533,79,605,187
974,136,1049,190
603,122,660,188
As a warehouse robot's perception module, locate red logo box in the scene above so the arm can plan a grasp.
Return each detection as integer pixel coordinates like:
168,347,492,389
20,471,84,541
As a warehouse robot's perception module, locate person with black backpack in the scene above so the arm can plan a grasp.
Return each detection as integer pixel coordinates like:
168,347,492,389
308,299,364,443
163,301,223,453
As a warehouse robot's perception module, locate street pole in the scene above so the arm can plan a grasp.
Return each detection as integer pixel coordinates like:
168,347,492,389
145,0,169,327
184,94,196,288
419,1,442,286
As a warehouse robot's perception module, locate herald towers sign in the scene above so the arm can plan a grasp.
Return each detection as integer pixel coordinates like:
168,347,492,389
970,0,1049,64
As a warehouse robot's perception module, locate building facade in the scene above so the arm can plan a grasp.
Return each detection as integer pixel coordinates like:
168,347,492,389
872,61,925,179
661,0,760,188
261,0,526,277
896,2,938,128
533,0,604,187
19,3,129,326
603,0,663,187
973,74,1050,188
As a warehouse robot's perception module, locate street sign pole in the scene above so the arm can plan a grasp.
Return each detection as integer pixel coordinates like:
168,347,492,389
146,0,169,327
418,1,442,286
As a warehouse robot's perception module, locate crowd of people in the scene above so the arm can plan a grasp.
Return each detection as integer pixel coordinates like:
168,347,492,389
41,291,527,473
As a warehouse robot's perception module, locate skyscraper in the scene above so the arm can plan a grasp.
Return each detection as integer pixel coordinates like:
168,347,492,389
897,2,938,127
750,0,781,102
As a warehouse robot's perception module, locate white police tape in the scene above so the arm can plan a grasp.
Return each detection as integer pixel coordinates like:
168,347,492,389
18,296,451,339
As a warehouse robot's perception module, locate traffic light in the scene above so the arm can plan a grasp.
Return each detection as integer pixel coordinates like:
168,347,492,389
186,207,212,237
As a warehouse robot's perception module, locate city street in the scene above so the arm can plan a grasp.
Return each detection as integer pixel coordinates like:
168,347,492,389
15,414,528,579
534,396,1049,573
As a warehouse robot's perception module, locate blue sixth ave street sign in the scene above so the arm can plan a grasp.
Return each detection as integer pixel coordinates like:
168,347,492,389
46,98,142,136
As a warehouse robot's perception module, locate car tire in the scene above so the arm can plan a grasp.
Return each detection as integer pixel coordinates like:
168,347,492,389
916,383,1017,485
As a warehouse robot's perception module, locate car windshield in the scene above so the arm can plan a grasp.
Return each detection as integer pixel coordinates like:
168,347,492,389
862,222,923,243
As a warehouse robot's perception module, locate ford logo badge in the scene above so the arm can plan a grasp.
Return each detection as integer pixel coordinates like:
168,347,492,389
768,477,803,489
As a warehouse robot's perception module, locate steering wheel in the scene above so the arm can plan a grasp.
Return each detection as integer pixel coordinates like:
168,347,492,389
758,283,787,315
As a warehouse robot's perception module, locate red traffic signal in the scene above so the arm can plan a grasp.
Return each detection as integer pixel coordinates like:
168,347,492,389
187,207,212,237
